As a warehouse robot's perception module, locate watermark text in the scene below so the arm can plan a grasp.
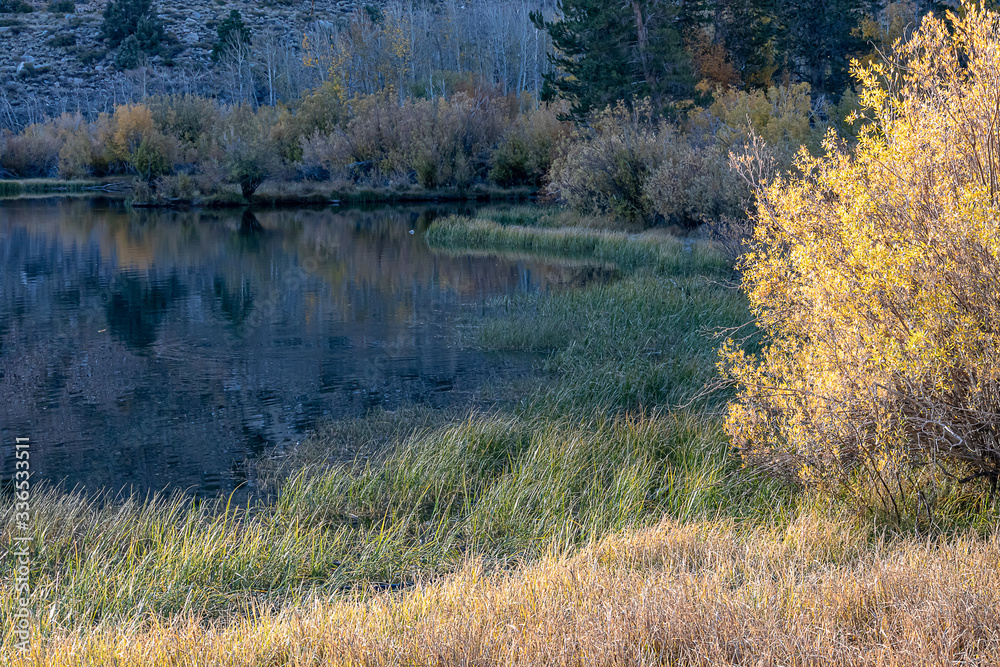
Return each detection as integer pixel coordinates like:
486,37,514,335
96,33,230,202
11,437,31,654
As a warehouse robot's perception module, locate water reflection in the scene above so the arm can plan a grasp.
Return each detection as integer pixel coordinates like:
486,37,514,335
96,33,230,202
0,199,608,497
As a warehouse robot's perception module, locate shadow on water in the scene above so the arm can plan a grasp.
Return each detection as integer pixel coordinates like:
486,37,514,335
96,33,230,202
0,198,613,498
240,209,266,235
106,273,186,350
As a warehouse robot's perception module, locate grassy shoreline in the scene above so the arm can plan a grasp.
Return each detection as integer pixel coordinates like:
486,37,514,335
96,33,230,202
3,208,999,665
0,178,538,208
0,178,131,197
18,515,1000,666
136,185,539,209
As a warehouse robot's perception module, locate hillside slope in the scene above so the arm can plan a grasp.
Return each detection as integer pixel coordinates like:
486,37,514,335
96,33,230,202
0,0,356,126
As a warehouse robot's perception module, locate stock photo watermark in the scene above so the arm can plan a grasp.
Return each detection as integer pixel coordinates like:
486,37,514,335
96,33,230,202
11,436,32,654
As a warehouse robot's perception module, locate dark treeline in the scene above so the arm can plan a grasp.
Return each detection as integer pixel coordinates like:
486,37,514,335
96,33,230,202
0,0,957,224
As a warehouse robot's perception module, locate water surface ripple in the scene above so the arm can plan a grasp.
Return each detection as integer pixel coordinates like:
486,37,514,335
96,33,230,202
0,199,597,496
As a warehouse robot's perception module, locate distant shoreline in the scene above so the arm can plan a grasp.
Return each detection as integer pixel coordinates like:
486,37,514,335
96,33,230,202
0,178,539,208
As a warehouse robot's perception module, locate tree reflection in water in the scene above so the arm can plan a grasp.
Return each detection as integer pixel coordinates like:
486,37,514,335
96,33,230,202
0,199,613,497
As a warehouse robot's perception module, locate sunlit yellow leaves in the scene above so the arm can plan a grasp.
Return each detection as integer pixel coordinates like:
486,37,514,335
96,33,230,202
723,1,1000,513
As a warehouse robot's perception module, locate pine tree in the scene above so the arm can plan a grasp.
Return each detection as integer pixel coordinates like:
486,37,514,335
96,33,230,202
101,0,164,53
778,0,878,97
532,0,694,119
716,0,781,88
211,9,252,63
114,34,143,70
135,11,165,52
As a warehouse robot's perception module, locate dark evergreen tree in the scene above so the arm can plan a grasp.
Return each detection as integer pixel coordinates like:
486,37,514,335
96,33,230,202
778,0,879,97
101,0,164,53
114,34,143,70
717,0,781,88
134,11,165,53
211,9,252,62
720,0,882,96
532,0,694,119
0,0,34,13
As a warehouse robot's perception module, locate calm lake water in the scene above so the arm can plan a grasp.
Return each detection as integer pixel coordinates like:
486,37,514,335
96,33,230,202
0,198,601,497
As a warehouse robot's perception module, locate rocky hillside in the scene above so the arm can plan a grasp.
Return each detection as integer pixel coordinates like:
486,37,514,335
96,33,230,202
0,0,358,127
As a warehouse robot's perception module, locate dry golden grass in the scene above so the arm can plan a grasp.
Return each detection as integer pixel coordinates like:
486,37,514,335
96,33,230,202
10,512,1000,666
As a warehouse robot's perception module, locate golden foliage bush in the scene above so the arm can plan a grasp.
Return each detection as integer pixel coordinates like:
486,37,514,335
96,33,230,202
100,104,175,180
57,115,103,178
708,83,821,160
724,2,1000,518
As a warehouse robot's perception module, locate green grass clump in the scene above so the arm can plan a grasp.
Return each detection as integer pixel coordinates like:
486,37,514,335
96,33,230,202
479,274,747,412
1,410,779,636
429,212,742,412
277,410,757,565
0,180,25,196
427,215,729,274
470,205,607,228
7,490,344,622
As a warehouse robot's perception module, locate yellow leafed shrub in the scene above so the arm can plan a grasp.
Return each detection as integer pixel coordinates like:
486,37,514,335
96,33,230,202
709,82,820,159
723,2,1000,518
100,104,174,180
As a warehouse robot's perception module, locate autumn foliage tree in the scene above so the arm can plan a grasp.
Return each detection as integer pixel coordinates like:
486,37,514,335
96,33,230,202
220,105,280,201
102,103,172,181
723,2,1000,517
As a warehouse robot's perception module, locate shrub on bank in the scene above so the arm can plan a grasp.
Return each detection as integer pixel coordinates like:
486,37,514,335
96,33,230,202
1,107,178,180
547,101,664,223
301,89,411,184
0,78,825,215
276,81,346,164
147,93,222,150
547,84,834,228
0,118,65,177
101,103,174,181
300,89,513,188
724,3,1000,520
546,100,758,228
409,93,511,187
489,103,572,187
58,117,101,178
220,104,282,200
643,125,750,226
